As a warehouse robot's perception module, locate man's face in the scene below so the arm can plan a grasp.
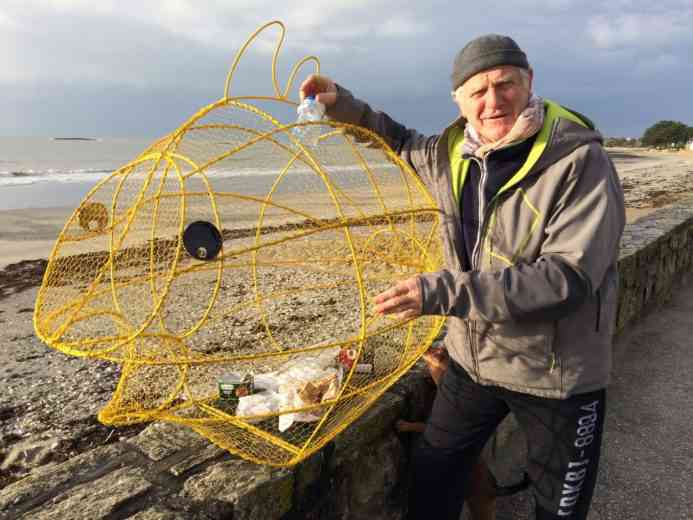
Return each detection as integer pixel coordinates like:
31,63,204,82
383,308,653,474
453,66,533,143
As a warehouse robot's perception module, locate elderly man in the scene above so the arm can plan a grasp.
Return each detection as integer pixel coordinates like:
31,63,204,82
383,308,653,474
301,34,625,520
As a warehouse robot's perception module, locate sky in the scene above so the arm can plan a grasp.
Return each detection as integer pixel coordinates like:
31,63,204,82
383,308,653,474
1,0,692,139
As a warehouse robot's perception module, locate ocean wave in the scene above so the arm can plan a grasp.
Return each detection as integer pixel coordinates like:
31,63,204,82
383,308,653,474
0,168,115,187
0,162,400,188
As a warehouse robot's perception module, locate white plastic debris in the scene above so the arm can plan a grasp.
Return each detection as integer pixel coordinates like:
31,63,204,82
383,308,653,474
236,392,281,421
229,347,347,432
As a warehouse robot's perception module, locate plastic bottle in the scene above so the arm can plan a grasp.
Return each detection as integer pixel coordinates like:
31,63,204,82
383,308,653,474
294,96,325,145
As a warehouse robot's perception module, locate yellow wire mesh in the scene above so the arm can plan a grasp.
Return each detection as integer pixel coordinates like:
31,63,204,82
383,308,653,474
34,21,445,467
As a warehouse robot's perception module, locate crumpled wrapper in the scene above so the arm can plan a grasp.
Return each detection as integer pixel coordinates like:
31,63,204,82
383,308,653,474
234,347,343,431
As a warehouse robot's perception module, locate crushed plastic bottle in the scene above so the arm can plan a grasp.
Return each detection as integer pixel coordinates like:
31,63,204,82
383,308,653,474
294,96,325,145
297,96,326,124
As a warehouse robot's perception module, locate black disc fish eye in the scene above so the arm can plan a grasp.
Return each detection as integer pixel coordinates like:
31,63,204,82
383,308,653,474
183,221,223,261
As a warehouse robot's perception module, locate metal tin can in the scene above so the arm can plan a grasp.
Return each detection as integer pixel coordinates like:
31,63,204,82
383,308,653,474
218,372,254,400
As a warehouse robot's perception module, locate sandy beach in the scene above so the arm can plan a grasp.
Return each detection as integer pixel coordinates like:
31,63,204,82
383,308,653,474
0,207,75,270
1,147,693,487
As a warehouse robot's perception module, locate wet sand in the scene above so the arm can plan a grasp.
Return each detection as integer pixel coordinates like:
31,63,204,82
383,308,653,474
0,207,74,270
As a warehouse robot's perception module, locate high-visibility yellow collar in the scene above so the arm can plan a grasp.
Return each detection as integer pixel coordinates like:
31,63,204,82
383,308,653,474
448,99,589,203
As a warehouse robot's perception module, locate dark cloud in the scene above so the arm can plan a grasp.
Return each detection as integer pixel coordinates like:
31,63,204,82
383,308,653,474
1,1,691,139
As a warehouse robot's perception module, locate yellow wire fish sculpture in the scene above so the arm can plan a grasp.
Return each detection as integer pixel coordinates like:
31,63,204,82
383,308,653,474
34,21,445,466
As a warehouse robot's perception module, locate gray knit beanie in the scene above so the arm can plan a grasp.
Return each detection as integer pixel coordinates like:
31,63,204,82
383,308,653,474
451,34,529,90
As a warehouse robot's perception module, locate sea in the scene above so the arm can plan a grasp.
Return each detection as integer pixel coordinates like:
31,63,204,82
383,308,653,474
0,135,402,212
0,137,153,211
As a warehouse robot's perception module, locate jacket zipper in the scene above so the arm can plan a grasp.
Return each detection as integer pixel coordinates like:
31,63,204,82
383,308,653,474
470,155,489,268
445,145,479,378
595,289,601,332
468,155,491,378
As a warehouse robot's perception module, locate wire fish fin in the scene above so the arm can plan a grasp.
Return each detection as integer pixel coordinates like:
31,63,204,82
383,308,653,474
223,20,320,102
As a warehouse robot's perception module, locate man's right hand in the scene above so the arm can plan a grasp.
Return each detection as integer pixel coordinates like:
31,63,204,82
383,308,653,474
299,74,338,108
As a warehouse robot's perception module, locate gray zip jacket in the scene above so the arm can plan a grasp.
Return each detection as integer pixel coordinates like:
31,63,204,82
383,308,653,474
328,86,625,398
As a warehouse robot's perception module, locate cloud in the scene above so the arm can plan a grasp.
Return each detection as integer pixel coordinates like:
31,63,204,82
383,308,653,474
0,1,432,88
379,16,429,37
1,0,692,137
0,10,14,26
586,13,691,49
5,1,419,50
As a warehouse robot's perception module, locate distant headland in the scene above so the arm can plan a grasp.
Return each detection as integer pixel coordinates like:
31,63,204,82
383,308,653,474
51,137,97,141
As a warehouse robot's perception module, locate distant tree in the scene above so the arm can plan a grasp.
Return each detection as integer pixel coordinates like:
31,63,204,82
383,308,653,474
642,120,690,148
605,137,640,147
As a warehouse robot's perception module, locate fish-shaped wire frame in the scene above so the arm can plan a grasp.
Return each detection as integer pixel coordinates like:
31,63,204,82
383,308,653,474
34,20,445,466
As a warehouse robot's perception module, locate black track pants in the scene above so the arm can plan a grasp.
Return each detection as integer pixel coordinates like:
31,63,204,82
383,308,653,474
408,359,606,520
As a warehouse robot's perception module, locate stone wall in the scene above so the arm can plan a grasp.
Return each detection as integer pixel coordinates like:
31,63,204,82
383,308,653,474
615,200,693,332
2,198,692,519
0,366,433,520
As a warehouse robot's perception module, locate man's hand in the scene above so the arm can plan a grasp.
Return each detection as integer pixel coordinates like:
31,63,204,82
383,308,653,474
373,276,423,320
300,74,338,107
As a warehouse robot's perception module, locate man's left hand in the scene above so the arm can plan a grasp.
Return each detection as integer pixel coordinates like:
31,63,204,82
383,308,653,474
373,276,423,320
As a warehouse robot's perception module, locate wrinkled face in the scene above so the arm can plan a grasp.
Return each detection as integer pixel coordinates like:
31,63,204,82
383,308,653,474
453,65,533,143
